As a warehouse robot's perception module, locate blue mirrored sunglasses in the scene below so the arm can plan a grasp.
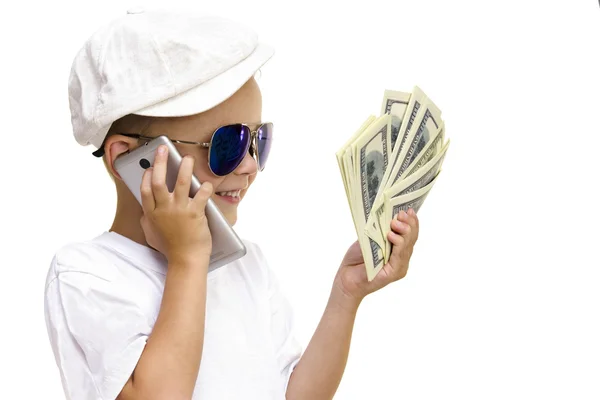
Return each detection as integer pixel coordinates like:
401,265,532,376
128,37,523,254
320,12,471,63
93,122,273,176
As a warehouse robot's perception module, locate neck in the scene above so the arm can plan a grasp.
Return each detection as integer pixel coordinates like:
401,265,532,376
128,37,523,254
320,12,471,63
109,187,148,248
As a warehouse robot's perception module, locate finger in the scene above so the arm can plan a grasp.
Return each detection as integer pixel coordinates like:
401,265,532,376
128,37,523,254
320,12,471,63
396,210,410,224
407,208,419,240
410,208,419,230
140,167,155,211
174,155,194,205
407,208,418,227
151,145,171,204
387,230,405,248
390,218,411,236
397,210,409,220
192,181,214,208
387,231,408,280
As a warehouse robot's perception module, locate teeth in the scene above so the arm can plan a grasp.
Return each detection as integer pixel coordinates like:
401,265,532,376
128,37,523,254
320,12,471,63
217,190,240,198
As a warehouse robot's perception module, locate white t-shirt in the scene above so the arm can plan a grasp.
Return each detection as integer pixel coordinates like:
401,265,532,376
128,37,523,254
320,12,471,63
44,231,302,400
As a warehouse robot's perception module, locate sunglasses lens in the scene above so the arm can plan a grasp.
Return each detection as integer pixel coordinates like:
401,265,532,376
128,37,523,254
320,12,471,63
256,123,273,171
210,124,250,176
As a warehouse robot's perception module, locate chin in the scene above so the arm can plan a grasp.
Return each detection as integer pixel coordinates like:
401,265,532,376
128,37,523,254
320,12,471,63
210,196,237,223
226,212,237,226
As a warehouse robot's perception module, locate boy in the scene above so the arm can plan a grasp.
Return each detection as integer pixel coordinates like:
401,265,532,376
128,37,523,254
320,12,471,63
44,8,420,400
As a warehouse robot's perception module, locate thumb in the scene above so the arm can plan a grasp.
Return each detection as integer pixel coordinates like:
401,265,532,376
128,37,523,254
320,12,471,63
342,240,363,265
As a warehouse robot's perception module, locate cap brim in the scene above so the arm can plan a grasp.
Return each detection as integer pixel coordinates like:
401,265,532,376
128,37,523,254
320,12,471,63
133,42,274,117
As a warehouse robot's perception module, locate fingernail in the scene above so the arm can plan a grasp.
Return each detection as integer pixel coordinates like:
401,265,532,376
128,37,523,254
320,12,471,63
158,146,166,155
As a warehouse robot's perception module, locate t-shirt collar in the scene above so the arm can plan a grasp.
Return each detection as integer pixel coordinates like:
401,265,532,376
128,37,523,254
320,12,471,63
95,231,168,275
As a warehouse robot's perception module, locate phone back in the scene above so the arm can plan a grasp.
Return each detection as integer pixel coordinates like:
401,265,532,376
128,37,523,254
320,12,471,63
113,135,247,271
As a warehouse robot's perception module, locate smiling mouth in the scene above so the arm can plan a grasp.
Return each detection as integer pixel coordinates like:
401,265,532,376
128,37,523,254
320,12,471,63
215,189,241,198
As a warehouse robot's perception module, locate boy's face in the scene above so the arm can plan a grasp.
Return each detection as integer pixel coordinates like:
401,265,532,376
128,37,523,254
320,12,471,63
133,78,263,226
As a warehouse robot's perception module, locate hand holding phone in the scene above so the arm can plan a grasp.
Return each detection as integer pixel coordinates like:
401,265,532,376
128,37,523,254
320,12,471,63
114,135,246,270
140,146,214,263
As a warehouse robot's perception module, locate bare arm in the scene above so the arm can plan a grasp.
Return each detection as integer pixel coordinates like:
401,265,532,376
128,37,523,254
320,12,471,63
286,210,421,399
117,255,209,400
285,288,361,400
116,147,215,400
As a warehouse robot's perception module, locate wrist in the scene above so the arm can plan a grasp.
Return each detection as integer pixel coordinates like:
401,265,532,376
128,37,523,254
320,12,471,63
168,251,211,269
328,284,362,315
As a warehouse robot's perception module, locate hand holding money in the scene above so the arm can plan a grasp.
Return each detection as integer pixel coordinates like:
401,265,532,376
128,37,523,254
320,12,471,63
332,208,420,305
336,86,449,281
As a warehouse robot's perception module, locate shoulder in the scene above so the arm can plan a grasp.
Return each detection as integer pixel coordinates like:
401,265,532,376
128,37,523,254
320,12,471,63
237,239,283,292
212,238,271,288
45,237,120,291
240,238,277,276
44,237,150,324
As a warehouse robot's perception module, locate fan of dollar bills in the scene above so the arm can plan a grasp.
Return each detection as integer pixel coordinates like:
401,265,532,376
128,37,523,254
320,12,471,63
336,86,450,281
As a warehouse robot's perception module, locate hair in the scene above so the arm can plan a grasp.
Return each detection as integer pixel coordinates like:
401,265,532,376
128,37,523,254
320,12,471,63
102,73,261,180
102,114,156,181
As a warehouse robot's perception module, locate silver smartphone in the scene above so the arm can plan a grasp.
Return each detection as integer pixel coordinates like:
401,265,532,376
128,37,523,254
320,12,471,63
113,135,246,271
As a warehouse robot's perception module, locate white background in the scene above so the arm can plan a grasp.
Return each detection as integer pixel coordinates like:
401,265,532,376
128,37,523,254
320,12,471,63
1,0,599,398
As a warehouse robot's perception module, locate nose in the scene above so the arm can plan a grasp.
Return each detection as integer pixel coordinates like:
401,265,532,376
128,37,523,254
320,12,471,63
233,148,258,175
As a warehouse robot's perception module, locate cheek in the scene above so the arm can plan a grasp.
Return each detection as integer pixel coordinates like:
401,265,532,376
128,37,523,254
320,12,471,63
193,162,224,188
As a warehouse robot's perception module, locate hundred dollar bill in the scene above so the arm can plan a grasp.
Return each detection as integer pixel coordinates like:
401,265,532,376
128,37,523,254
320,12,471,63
365,87,431,244
358,234,385,282
381,86,429,190
352,114,391,232
380,90,412,154
401,125,446,181
351,114,390,279
380,139,449,259
385,140,449,201
354,114,391,249
336,85,449,281
381,176,439,262
336,115,377,214
366,90,441,246
379,124,446,247
385,99,443,188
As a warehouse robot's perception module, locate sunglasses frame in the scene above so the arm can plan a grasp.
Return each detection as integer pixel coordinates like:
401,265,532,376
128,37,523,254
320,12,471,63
94,122,273,176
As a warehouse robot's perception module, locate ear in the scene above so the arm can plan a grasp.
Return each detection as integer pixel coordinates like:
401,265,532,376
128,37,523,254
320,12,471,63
104,136,138,181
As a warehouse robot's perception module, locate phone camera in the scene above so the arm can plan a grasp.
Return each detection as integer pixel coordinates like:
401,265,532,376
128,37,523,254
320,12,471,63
139,159,151,169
